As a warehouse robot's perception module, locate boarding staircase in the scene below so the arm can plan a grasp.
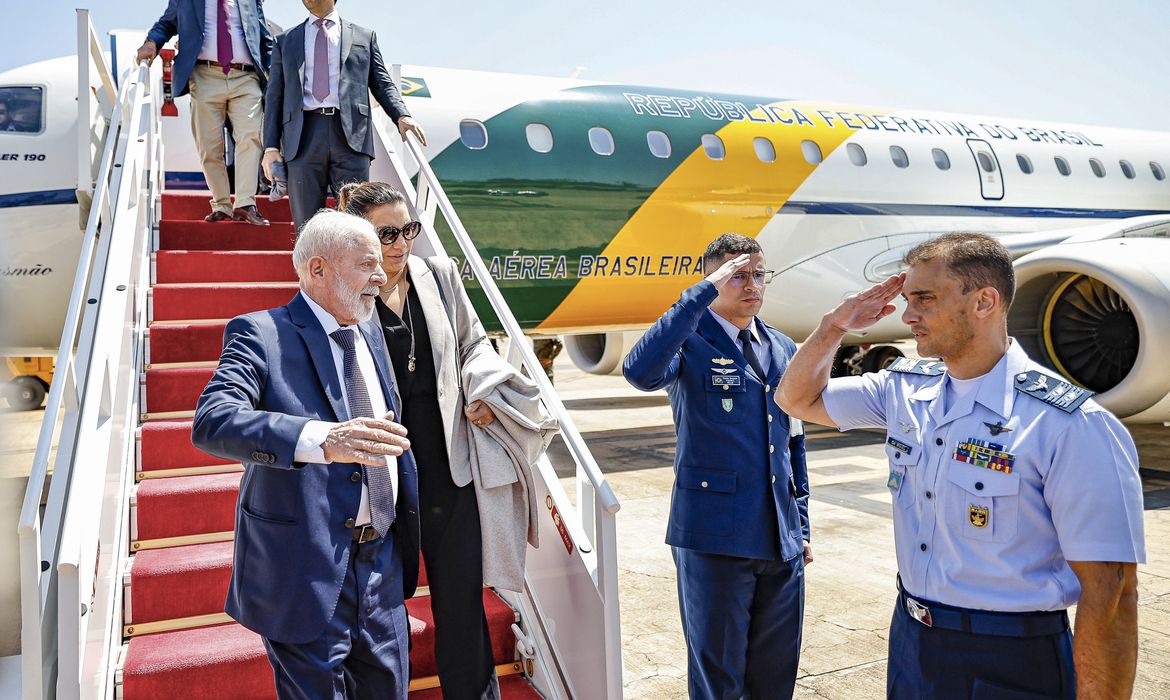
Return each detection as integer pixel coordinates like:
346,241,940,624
17,12,622,699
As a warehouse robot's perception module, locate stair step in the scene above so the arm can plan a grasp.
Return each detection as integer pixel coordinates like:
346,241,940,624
140,419,233,474
121,591,520,699
159,220,296,251
411,674,541,700
149,322,229,365
133,473,241,543
127,542,234,625
144,367,215,415
156,251,296,284
151,284,299,322
161,193,294,223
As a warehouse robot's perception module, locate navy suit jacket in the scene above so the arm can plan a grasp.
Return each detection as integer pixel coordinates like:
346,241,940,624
192,293,420,644
263,19,410,161
624,281,810,561
146,0,273,97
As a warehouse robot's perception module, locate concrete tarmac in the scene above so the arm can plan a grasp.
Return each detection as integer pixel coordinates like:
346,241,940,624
546,356,1170,699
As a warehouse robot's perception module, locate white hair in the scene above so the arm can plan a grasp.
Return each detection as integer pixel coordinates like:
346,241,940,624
292,209,378,280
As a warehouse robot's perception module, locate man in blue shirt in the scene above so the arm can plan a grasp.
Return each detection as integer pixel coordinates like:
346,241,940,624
776,232,1145,699
624,233,811,699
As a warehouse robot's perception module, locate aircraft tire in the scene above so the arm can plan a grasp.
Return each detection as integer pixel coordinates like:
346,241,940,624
7,376,46,411
861,345,904,374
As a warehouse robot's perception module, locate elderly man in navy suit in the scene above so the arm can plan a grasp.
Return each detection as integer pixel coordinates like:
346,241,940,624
261,0,427,230
193,210,421,699
624,233,812,699
138,0,273,225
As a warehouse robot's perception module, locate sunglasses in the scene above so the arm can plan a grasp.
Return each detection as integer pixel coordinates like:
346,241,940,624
729,270,777,287
376,220,423,245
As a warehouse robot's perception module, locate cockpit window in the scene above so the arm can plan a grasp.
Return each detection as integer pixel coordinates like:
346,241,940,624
0,86,44,135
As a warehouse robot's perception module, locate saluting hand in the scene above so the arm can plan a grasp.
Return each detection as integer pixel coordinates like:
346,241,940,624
705,253,754,289
322,412,410,466
824,273,906,334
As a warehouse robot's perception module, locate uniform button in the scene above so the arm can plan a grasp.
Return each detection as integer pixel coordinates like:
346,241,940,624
925,491,933,499
768,415,773,423
723,386,729,392
765,384,771,392
769,444,775,453
975,482,984,491
771,474,777,484
701,481,709,488
935,438,944,446
351,471,362,483
344,517,356,529
895,452,901,459
920,543,927,552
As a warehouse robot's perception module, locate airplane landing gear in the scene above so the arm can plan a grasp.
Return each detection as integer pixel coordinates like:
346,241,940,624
832,345,905,376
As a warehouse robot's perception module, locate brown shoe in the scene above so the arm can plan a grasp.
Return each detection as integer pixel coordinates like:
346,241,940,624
232,205,270,226
205,210,234,222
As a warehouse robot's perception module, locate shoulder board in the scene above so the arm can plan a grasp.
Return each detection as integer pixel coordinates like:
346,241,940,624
887,357,947,376
1013,370,1093,413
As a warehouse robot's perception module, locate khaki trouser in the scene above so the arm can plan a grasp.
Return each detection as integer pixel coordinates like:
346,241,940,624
187,63,263,213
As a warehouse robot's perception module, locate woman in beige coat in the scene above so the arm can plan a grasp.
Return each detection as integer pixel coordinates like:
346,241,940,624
338,182,499,700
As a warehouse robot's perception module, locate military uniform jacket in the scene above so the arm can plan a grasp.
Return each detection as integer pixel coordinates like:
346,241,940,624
623,280,810,561
823,341,1146,612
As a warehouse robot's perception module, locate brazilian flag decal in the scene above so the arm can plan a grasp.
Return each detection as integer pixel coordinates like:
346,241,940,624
400,77,431,98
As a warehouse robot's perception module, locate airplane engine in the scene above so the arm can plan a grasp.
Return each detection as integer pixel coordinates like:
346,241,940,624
1009,238,1170,421
563,331,643,375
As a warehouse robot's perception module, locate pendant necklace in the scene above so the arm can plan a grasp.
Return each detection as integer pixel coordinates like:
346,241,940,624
403,294,416,372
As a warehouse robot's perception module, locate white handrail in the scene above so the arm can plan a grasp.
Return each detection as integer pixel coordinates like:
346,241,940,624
18,11,123,698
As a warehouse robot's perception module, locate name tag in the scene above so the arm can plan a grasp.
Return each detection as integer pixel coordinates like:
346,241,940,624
887,436,912,455
711,375,742,387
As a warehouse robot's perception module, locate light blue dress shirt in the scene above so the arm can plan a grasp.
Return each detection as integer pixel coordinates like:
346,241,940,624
707,309,772,380
823,340,1145,612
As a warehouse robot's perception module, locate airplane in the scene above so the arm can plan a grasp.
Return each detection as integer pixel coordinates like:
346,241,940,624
4,52,1170,421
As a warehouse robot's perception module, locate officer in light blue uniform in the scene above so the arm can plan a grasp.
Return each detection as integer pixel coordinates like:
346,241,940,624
624,233,811,700
777,233,1145,699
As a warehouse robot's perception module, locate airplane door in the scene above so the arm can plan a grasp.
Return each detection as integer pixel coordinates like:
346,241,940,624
967,139,1004,200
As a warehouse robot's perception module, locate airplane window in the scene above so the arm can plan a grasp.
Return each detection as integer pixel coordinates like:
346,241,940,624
459,119,487,150
847,143,867,166
801,140,823,164
977,152,996,173
1055,156,1071,176
1016,154,1034,174
0,85,44,135
1089,158,1106,178
753,137,776,163
1119,160,1136,179
647,130,671,158
589,127,615,156
701,134,725,160
526,123,554,153
890,145,909,168
1151,162,1166,181
932,148,951,170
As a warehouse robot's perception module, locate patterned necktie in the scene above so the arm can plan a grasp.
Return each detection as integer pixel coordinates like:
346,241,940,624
216,0,233,74
330,327,395,536
312,18,331,102
738,328,766,381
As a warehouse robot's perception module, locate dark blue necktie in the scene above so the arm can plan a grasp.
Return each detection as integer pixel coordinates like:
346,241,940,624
330,327,395,535
738,328,766,381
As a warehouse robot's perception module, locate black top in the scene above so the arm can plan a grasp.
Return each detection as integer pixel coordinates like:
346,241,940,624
375,278,454,499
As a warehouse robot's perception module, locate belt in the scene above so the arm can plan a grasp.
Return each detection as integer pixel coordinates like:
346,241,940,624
897,584,1068,638
352,524,381,544
195,59,256,73
305,106,339,116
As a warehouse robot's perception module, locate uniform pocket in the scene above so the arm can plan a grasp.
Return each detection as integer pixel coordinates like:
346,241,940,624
704,378,746,424
884,438,921,510
673,466,736,535
947,463,1021,542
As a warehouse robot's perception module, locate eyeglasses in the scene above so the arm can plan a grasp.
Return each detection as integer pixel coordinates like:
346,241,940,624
376,220,423,245
729,270,777,287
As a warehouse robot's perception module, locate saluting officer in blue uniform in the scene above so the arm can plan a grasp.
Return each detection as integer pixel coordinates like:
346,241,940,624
624,233,812,699
777,233,1145,699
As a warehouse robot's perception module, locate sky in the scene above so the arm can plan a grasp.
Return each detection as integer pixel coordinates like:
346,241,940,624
2,0,1168,131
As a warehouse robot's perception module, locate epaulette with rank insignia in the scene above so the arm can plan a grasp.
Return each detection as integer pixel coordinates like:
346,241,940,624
1013,370,1093,413
887,357,947,376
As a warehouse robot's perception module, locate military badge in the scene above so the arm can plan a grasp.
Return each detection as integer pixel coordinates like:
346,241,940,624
710,367,737,375
722,398,734,412
984,421,1012,436
969,504,989,529
711,375,742,388
712,357,735,366
888,358,947,376
898,420,916,434
887,469,904,493
1014,370,1094,413
954,438,1015,473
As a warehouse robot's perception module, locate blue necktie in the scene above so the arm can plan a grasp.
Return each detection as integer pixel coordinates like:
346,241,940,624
330,327,395,535
738,328,766,381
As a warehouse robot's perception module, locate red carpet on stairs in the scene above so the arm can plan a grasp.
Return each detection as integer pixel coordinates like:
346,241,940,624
120,191,541,698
